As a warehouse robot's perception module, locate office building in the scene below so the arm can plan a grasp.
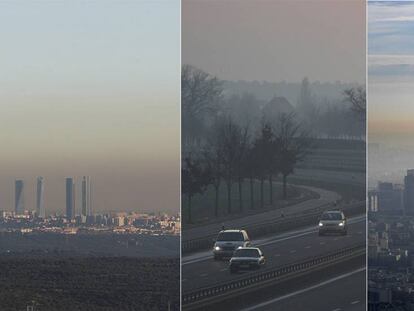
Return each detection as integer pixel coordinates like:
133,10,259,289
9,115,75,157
15,179,24,214
36,176,45,218
81,176,91,216
404,170,414,215
66,178,75,219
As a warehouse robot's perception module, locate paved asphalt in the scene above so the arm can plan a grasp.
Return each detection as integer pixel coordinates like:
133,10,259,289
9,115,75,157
240,268,366,311
182,215,365,292
183,184,341,242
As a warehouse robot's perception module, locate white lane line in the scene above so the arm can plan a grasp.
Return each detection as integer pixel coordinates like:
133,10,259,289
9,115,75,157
332,308,341,311
200,273,208,277
220,268,227,272
333,238,338,241
305,245,311,249
240,267,366,311
183,215,365,265
350,300,360,305
320,242,326,245
290,250,296,253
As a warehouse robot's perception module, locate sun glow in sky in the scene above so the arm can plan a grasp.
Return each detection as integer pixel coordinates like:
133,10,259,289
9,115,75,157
0,1,180,214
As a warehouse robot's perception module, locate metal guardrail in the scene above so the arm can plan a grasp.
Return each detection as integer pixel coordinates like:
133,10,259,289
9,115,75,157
183,243,365,308
182,201,365,254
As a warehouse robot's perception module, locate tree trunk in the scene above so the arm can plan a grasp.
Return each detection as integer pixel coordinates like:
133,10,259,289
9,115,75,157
250,177,254,210
227,181,232,214
269,175,273,206
188,195,192,224
260,178,264,209
283,174,288,199
238,179,243,212
214,185,219,217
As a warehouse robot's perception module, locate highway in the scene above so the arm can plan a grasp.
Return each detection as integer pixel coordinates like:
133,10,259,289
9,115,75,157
182,215,365,292
183,184,341,242
240,268,366,311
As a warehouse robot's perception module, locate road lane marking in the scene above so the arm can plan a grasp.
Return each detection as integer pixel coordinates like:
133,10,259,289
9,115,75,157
200,273,208,277
183,215,365,265
220,268,227,271
240,267,366,311
290,250,296,253
332,309,341,311
320,242,326,245
305,245,311,249
350,300,360,305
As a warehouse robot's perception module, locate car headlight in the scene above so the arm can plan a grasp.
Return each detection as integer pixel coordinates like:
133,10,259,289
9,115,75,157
338,222,344,226
237,246,243,249
215,246,220,251
318,222,323,227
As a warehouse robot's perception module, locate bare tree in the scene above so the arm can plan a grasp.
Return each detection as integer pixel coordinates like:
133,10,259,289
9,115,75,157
182,65,223,147
344,87,366,120
274,113,312,199
253,122,274,208
203,135,224,218
182,155,211,223
214,117,247,214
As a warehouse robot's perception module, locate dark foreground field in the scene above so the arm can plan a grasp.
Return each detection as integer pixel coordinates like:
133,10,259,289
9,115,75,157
0,256,179,311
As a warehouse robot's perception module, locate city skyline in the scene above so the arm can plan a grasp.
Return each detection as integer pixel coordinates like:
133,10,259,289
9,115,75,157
0,1,180,214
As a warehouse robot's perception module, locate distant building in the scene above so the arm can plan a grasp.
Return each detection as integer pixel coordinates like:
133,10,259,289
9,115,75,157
81,176,91,216
15,179,24,214
66,178,75,219
36,176,45,218
377,182,404,214
404,170,414,215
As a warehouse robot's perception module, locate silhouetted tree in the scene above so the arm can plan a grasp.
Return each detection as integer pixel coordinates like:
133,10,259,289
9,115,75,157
253,122,274,208
344,87,366,121
182,156,211,223
181,65,223,147
274,113,312,199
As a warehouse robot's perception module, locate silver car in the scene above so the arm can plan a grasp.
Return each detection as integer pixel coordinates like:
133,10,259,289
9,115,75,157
318,211,347,236
229,247,265,273
213,230,251,260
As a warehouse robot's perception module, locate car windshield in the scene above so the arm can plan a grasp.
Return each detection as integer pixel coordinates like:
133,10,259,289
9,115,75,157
216,232,244,241
321,212,343,220
233,249,260,258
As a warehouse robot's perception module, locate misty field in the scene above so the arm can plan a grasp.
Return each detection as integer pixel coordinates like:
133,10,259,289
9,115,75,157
182,180,311,225
0,256,179,311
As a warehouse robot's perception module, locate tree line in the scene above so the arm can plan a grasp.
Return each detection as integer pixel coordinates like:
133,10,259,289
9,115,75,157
181,65,365,223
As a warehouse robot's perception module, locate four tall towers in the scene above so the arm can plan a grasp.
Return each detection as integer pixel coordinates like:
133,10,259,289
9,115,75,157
13,176,91,219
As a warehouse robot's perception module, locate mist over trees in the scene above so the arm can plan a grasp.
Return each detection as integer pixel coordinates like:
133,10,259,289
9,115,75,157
181,65,365,223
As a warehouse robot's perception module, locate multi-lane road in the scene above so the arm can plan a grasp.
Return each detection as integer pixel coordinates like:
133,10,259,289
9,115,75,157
240,268,366,311
182,215,365,292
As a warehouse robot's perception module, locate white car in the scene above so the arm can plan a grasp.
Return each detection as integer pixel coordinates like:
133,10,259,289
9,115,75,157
213,230,251,260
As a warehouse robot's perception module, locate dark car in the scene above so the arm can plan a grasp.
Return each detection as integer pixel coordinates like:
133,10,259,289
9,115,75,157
229,247,265,273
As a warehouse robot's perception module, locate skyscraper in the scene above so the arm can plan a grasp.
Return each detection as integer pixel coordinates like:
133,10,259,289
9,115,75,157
81,176,91,216
66,177,75,219
36,177,45,218
404,169,414,215
15,179,24,215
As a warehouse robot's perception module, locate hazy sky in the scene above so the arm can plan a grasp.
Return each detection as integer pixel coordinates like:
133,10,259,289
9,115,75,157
369,1,414,139
0,1,180,214
182,0,365,84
